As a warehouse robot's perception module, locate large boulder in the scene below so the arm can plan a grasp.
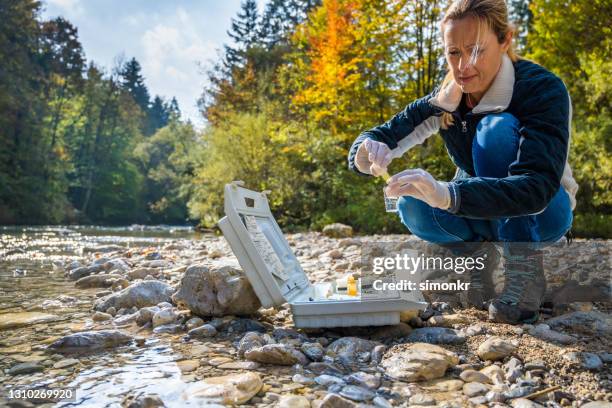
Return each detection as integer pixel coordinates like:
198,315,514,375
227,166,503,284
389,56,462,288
93,281,174,312
171,264,260,317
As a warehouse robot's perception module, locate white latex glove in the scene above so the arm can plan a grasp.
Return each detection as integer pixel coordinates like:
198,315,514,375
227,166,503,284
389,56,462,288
355,138,392,176
385,168,452,210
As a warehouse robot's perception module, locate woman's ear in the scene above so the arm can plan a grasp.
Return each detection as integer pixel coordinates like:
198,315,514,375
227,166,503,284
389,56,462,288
501,30,513,53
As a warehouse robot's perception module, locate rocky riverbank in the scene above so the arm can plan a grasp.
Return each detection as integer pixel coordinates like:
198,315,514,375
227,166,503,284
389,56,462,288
0,226,610,407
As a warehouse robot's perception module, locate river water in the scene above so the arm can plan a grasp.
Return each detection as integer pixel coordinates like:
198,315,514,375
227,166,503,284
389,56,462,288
0,225,217,407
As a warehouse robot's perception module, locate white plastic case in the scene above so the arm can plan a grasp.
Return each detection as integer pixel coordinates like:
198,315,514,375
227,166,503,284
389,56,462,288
218,181,427,328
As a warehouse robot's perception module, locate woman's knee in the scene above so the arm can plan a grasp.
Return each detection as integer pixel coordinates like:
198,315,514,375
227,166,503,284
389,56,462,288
473,112,521,178
397,196,432,238
397,196,455,243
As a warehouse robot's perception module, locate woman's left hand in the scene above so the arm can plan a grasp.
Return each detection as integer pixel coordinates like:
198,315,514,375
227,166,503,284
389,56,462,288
385,168,452,210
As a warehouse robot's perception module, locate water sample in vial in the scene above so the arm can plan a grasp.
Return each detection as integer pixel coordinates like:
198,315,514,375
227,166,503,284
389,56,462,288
383,187,399,213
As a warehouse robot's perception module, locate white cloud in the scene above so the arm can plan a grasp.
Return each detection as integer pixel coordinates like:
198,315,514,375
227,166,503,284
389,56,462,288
47,0,84,16
140,8,217,128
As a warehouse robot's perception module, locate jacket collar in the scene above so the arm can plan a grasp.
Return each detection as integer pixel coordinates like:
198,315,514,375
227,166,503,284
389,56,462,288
430,53,515,114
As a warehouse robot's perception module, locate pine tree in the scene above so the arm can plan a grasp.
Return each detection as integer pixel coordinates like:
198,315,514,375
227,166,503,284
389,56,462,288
224,0,260,71
259,0,321,49
119,57,150,113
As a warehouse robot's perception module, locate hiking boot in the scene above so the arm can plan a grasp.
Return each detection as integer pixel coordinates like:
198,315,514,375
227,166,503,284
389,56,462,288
438,241,500,310
464,241,500,310
489,243,546,324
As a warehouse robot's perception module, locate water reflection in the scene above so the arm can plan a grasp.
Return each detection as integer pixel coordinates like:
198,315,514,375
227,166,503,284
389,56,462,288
0,225,212,407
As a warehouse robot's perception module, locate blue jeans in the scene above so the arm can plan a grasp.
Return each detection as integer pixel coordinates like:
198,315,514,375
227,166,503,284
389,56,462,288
397,112,573,244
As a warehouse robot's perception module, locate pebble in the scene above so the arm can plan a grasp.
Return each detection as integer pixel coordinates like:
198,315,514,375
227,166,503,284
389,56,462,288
48,330,133,352
463,382,489,397
409,393,436,406
315,374,346,386
92,311,112,322
188,324,217,338
460,369,491,384
477,337,517,361
339,384,376,401
319,393,357,408
301,342,324,361
345,371,381,389
53,358,79,369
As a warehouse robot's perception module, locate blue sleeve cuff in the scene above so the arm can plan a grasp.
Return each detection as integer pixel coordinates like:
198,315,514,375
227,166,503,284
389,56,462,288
447,182,461,214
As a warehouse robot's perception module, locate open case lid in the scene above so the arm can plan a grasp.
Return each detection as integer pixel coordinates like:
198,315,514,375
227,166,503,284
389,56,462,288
217,181,310,308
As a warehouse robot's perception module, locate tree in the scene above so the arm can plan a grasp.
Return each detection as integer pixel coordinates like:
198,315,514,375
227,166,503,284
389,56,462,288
224,0,261,71
119,57,150,114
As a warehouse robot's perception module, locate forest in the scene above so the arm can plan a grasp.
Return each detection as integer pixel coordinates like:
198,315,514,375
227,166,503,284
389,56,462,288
0,0,609,237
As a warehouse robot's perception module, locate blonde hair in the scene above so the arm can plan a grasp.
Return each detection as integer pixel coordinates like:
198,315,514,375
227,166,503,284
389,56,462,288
439,0,520,129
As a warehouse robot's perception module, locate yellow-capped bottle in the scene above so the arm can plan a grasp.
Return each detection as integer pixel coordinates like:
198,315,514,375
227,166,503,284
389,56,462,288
347,275,357,296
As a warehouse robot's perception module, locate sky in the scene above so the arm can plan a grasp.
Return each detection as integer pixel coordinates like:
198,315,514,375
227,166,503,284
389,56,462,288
41,0,266,128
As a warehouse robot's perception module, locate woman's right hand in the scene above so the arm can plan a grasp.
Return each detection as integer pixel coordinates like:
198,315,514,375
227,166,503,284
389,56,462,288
355,138,392,176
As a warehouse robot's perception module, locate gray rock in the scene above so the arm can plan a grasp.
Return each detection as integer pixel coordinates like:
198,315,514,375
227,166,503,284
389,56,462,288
510,398,546,408
545,311,612,337
75,274,116,288
48,330,133,352
152,308,178,328
238,332,265,357
301,342,324,361
326,337,380,366
136,306,160,326
477,337,517,361
315,374,346,386
171,264,260,317
340,384,375,401
405,327,466,344
188,324,217,338
8,362,44,375
469,396,488,405
409,393,436,406
319,393,357,408
529,324,577,345
372,396,393,408
503,386,534,399
563,352,603,370
244,344,309,365
152,323,183,334
459,369,491,384
371,344,386,364
185,317,205,331
227,318,266,334
94,281,174,312
580,402,612,408
381,343,459,382
92,311,113,322
463,382,489,397
69,264,104,280
346,371,381,390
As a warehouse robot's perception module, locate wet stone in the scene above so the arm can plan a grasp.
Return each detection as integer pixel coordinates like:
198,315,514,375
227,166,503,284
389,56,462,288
48,330,133,353
8,362,44,375
339,384,376,402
